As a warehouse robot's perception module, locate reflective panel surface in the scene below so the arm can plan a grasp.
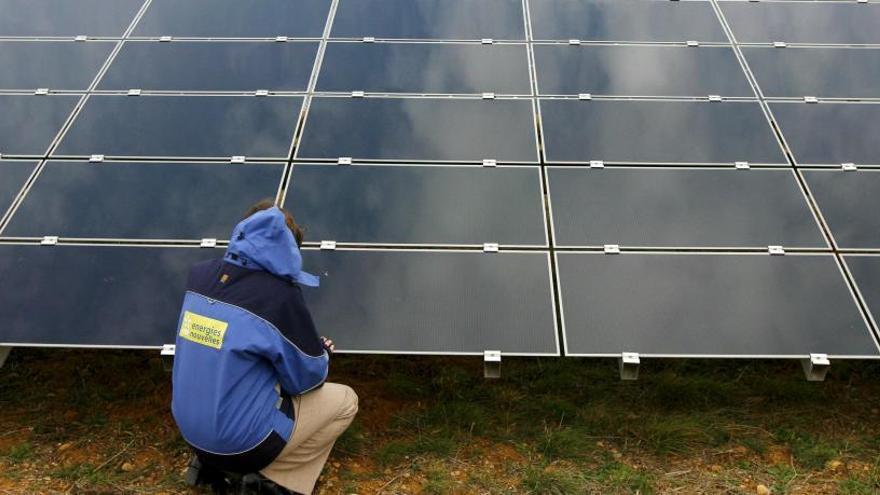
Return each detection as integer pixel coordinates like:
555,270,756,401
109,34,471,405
541,100,784,164
286,164,546,245
317,42,531,94
0,42,114,91
0,95,79,156
721,2,880,44
558,253,876,356
100,41,319,91
549,168,824,248
303,250,557,354
771,103,880,165
0,245,213,347
844,256,880,331
744,48,880,99
3,161,284,239
56,96,303,158
529,0,726,42
0,161,38,217
331,0,525,40
133,0,331,38
0,0,143,37
534,45,752,97
803,171,880,249
298,97,538,162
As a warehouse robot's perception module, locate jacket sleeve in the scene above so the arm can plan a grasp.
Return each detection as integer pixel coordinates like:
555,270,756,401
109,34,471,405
259,285,328,396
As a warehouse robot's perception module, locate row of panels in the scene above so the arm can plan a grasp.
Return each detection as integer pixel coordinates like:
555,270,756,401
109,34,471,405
0,243,878,358
2,94,878,166
3,0,880,46
5,41,879,99
2,162,879,250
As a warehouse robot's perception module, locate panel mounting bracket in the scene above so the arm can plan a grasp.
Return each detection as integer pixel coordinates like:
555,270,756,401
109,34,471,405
482,92,496,100
320,240,337,250
842,162,857,171
34,88,49,95
74,35,88,41
483,242,499,253
708,94,722,102
481,38,494,45
568,39,581,45
89,154,105,163
159,35,172,42
351,90,365,98
801,353,830,381
337,156,352,165
484,350,501,379
735,161,750,170
41,236,59,246
482,159,497,167
230,155,246,164
604,244,621,254
773,41,787,48
0,347,11,369
619,352,640,380
362,36,375,43
275,36,288,42
768,245,785,255
161,344,176,371
686,40,699,47
255,89,269,97
578,93,592,101
589,160,604,168
804,96,819,104
127,88,142,96
200,238,217,248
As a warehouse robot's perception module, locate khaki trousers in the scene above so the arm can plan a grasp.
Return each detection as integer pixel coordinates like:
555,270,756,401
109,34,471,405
261,382,358,494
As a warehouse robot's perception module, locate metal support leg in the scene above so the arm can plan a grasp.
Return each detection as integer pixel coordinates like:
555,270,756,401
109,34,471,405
483,350,501,379
0,347,11,368
161,344,175,372
801,353,830,382
618,352,640,381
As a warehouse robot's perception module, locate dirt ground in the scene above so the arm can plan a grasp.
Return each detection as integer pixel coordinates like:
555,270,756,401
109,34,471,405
0,349,878,494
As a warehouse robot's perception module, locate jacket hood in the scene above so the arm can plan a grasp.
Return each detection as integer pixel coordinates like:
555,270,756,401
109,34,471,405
224,207,319,287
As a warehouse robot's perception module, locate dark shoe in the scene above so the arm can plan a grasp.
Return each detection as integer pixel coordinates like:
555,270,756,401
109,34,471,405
184,455,235,494
239,472,299,495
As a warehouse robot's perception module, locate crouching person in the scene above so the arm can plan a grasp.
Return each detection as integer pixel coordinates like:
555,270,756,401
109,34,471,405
171,200,358,495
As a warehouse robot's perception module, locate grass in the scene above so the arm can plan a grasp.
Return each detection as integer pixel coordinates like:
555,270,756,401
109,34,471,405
0,350,879,494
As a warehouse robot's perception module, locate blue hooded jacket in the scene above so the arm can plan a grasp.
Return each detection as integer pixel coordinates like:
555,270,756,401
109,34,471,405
171,207,327,471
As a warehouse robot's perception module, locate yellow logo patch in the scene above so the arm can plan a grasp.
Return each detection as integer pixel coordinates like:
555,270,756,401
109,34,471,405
179,311,228,350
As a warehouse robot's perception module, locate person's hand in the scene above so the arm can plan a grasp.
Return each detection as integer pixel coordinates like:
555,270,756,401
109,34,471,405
320,336,335,354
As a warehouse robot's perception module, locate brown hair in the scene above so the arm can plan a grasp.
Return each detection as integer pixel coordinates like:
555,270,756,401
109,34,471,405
243,199,304,247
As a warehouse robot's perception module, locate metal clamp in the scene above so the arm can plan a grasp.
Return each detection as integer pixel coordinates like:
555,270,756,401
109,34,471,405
773,41,787,48
351,90,365,98
74,35,88,41
255,89,269,97
362,36,375,43
275,36,288,42
89,154,105,163
590,160,604,168
481,38,494,45
200,238,217,248
735,161,750,170
482,159,497,167
801,353,830,381
578,93,592,101
337,156,352,165
708,95,722,102
484,350,501,379
34,88,49,95
320,240,337,250
686,40,699,47
568,39,581,45
842,162,857,171
604,244,621,254
230,155,246,164
483,243,499,253
127,88,142,96
804,96,819,104
768,245,785,255
41,236,59,246
159,35,172,42
482,92,496,100
161,344,176,371
619,352,640,380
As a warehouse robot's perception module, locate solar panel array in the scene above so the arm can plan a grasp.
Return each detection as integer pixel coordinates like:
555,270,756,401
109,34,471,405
1,0,880,360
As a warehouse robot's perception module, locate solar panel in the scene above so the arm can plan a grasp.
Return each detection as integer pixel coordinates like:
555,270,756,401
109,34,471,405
2,161,285,240
557,253,878,357
0,41,114,91
317,42,531,95
99,41,319,92
55,95,304,159
533,45,752,97
286,164,546,246
548,167,825,248
2,0,879,363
